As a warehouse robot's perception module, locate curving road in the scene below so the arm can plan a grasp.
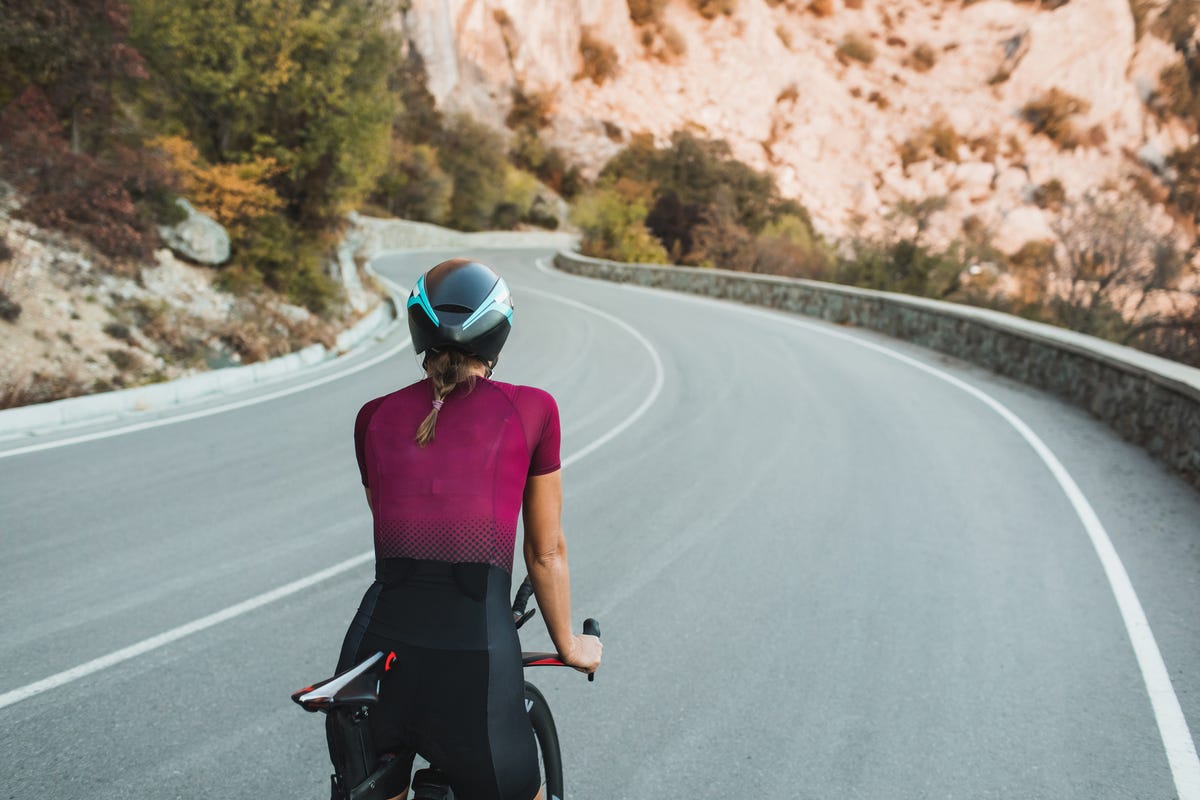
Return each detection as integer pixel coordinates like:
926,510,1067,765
1,248,1198,799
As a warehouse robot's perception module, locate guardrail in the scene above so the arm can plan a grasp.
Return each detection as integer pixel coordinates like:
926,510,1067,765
553,251,1200,491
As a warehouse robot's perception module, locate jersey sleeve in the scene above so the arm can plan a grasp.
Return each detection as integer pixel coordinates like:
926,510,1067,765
354,396,386,487
528,390,561,476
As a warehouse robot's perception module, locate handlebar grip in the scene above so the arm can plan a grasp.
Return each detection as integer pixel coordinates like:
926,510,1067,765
512,576,534,616
583,618,600,682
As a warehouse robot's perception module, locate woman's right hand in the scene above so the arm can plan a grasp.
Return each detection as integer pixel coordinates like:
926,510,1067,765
562,633,603,675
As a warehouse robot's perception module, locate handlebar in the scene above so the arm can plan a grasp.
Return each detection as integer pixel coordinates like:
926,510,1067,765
513,575,601,681
583,618,600,682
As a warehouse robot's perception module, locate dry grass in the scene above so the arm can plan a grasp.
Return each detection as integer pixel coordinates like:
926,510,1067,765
1021,88,1091,149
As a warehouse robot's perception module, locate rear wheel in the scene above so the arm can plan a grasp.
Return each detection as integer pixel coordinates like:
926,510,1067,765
524,682,563,800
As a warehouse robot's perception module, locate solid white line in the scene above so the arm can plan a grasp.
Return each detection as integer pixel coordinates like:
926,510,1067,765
0,334,412,460
0,551,376,710
585,278,1200,798
0,277,665,710
526,272,665,468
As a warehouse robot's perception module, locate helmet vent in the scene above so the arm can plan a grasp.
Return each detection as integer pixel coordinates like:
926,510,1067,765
434,304,474,313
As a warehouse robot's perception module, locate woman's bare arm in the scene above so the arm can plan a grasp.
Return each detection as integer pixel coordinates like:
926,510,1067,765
522,471,601,673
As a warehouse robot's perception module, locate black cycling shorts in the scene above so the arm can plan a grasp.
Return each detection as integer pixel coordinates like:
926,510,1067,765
330,559,540,800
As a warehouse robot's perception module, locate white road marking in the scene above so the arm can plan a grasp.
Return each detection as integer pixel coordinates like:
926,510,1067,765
576,274,1200,799
0,277,665,710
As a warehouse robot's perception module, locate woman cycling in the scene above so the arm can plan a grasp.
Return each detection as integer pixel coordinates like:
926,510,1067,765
329,258,601,800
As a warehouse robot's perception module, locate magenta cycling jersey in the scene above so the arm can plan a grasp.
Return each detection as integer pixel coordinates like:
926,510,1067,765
354,378,561,573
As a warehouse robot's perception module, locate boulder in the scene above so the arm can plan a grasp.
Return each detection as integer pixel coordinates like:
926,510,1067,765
158,199,230,266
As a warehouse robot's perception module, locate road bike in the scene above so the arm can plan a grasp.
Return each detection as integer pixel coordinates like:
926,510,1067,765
292,576,599,800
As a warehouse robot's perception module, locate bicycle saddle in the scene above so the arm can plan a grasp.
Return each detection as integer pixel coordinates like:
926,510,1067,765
292,651,388,712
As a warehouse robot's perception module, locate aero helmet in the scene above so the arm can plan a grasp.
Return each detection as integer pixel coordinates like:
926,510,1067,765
406,259,513,364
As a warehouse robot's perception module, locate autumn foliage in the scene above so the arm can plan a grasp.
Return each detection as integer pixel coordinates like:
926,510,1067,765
151,136,282,241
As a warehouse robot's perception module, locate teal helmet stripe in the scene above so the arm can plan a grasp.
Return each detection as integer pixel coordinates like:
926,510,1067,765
407,274,440,327
461,278,513,330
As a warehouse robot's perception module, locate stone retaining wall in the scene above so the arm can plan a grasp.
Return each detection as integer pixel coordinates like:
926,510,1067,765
554,251,1200,491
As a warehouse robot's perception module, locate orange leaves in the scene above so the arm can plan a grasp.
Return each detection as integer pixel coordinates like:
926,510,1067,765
152,135,282,240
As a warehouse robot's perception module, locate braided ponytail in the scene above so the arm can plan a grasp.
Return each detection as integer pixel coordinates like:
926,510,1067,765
416,349,481,446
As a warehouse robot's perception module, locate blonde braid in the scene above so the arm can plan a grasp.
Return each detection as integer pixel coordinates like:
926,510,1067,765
415,350,480,446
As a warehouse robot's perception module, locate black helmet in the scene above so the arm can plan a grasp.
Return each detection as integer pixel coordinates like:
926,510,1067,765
406,258,513,364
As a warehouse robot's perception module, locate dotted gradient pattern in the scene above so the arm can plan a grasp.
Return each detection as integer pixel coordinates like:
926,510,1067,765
376,517,517,573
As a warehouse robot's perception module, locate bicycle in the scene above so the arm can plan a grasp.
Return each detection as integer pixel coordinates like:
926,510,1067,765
292,576,600,800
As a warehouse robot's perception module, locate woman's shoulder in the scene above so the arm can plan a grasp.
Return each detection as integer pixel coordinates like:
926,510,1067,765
483,379,557,409
357,381,429,417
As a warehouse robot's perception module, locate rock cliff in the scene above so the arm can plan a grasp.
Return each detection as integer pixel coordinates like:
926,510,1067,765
399,0,1196,253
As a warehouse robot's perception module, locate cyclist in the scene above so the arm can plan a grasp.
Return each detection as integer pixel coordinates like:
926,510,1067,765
328,258,602,800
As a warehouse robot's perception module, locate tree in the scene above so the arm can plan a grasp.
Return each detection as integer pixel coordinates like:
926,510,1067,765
0,0,147,152
131,0,396,228
1049,192,1181,339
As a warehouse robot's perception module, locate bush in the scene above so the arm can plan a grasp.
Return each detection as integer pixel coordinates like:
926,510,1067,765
578,29,620,85
0,87,164,263
808,0,834,16
899,117,961,167
571,188,670,264
1158,60,1200,123
688,0,738,18
837,33,877,65
1166,143,1200,224
0,289,21,322
103,322,132,341
1021,88,1091,148
437,114,508,231
371,142,453,224
908,43,937,72
627,0,669,25
661,24,688,58
1032,178,1066,210
505,87,554,131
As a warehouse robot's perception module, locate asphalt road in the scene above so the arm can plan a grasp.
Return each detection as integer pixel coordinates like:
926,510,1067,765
2,248,1198,799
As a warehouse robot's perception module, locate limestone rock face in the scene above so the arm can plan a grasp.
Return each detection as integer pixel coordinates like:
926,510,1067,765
398,0,1192,252
158,199,231,266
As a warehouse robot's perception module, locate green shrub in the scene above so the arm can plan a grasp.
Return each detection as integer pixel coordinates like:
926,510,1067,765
1021,88,1091,148
837,33,877,65
571,188,670,264
371,142,453,224
437,114,508,231
578,29,619,85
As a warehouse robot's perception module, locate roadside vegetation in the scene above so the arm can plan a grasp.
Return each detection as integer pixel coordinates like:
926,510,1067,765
575,131,1199,367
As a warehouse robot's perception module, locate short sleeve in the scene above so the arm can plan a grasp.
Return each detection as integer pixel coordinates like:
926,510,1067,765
354,396,386,487
528,391,561,476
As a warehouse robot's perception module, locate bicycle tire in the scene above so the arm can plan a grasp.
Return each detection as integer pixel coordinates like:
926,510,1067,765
524,682,564,800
